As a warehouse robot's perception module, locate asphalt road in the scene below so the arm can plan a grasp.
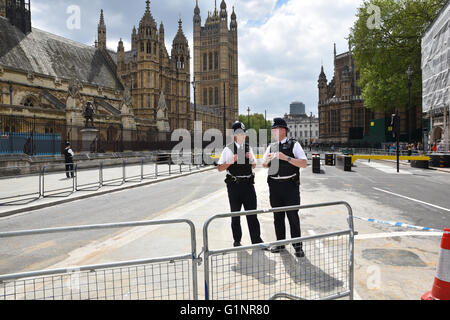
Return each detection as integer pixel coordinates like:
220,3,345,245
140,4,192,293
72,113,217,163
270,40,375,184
0,159,449,300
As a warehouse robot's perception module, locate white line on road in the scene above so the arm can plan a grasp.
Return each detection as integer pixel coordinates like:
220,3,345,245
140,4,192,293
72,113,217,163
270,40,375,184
373,187,450,213
355,231,443,240
359,161,412,174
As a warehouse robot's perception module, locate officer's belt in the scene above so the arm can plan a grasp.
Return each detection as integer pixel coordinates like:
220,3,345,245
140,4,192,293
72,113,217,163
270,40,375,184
226,174,254,183
269,174,298,180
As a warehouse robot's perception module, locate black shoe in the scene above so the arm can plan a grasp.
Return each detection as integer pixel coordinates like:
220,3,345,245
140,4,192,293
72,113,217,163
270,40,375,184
270,246,286,253
233,241,242,248
295,249,305,258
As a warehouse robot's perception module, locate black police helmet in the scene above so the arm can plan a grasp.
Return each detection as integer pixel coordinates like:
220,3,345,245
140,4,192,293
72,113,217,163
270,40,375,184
271,118,289,131
232,121,247,134
65,141,71,147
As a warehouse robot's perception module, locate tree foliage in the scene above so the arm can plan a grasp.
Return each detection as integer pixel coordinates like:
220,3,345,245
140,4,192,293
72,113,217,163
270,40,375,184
238,113,272,141
348,0,447,113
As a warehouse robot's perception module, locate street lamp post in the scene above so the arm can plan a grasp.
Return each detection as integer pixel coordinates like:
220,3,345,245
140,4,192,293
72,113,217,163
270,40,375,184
310,112,313,151
247,107,251,129
406,66,413,144
191,76,197,125
223,82,226,145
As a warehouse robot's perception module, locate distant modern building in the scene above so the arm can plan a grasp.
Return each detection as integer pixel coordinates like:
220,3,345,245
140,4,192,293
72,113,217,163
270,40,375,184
422,1,449,151
290,102,306,116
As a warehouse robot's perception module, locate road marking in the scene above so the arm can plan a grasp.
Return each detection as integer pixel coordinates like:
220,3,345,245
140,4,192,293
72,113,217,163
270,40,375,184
358,161,412,174
356,231,444,240
373,187,450,213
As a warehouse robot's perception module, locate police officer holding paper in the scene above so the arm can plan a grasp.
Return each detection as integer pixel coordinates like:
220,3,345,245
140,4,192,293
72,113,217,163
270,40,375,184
263,118,308,258
217,121,265,248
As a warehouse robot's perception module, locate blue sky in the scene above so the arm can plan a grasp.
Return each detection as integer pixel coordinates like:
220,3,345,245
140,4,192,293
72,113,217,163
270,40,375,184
30,0,363,120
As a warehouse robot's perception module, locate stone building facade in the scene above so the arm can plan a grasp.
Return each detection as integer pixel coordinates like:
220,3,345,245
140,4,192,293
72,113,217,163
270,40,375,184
318,45,374,145
0,0,191,153
285,113,319,147
193,0,239,134
318,44,423,147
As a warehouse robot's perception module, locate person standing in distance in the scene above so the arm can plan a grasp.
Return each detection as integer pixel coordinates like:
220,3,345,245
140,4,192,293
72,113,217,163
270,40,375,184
263,118,308,258
217,121,265,248
64,141,75,179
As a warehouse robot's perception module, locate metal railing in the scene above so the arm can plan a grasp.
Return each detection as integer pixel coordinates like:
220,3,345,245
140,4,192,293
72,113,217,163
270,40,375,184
201,202,355,301
0,219,199,300
0,171,42,206
0,201,356,301
0,153,207,206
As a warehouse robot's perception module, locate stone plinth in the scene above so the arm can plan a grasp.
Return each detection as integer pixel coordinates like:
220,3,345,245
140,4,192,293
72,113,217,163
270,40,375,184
80,128,99,154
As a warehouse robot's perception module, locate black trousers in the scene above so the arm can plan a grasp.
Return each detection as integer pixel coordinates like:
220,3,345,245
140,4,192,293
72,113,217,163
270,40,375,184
227,182,263,245
65,162,74,178
268,180,302,250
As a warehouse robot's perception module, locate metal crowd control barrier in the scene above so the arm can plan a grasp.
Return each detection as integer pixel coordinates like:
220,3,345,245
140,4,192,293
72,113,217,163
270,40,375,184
74,164,102,192
0,170,42,206
0,219,199,300
202,202,355,301
2,153,209,207
100,160,126,187
41,164,76,198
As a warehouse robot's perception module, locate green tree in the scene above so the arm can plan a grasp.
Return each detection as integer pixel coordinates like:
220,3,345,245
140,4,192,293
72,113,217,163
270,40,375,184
238,113,272,141
348,0,447,113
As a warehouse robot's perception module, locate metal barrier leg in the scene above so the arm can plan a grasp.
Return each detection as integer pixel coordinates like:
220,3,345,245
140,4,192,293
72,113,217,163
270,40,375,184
41,167,45,198
100,162,103,187
123,160,126,184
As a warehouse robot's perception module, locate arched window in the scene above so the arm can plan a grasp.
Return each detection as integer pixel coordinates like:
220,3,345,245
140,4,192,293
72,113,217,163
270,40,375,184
147,42,151,54
203,88,208,105
209,87,213,105
214,87,219,105
214,52,219,70
209,53,213,70
203,54,207,71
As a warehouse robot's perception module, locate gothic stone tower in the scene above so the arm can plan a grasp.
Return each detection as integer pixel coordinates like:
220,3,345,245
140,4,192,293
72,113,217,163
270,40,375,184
4,0,31,34
193,0,238,133
115,0,191,131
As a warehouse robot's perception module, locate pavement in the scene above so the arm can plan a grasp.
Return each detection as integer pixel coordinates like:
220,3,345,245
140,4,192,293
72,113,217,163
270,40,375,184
0,162,214,218
0,158,449,300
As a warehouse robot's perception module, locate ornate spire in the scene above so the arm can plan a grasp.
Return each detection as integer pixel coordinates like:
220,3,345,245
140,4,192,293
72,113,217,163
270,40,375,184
173,18,188,45
97,9,107,49
99,9,105,26
139,0,156,29
194,0,200,15
230,6,237,30
318,65,327,84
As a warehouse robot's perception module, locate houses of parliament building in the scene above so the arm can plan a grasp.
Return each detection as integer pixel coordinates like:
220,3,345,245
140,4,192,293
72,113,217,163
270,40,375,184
0,0,239,153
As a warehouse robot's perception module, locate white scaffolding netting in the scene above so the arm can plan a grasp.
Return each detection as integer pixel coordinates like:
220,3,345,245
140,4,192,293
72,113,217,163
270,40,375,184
422,2,450,114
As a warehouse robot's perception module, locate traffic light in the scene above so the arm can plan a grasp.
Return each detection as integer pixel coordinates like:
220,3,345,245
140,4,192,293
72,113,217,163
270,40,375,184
391,114,400,139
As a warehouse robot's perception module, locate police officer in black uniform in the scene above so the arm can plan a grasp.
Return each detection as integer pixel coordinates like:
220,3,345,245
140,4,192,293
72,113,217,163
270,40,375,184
218,122,265,247
64,141,75,179
263,118,308,258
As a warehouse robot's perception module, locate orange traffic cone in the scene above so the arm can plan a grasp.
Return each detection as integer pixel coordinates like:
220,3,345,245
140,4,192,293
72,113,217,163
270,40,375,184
422,228,450,300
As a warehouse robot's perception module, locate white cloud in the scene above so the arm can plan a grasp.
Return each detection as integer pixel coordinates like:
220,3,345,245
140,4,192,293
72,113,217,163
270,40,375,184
236,0,361,117
29,0,362,118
